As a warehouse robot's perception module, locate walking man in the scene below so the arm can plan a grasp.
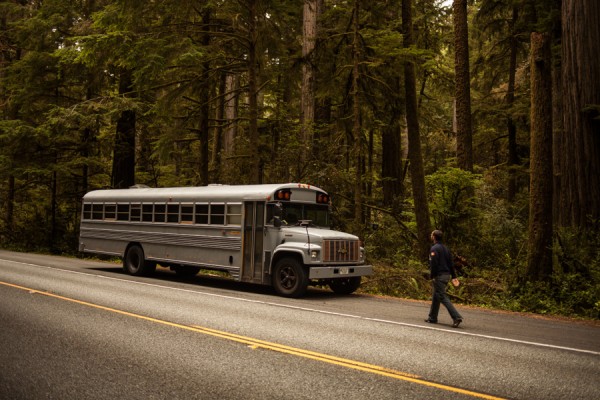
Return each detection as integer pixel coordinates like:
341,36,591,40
425,230,463,327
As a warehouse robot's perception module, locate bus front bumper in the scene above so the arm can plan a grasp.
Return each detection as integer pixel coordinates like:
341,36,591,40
308,265,372,279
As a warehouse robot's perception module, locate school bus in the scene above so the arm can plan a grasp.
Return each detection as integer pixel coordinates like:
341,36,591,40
79,183,372,297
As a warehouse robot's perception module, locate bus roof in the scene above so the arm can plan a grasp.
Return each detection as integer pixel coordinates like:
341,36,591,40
82,183,326,203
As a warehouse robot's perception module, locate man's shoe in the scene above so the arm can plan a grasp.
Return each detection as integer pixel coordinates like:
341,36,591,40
452,318,463,328
424,318,438,324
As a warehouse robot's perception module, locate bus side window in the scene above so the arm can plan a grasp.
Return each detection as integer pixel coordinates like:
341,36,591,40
117,204,130,221
154,204,166,222
130,204,141,221
92,204,103,220
167,204,179,223
83,203,92,220
210,204,225,225
142,204,153,222
195,204,208,224
181,204,194,224
226,204,242,226
104,204,116,220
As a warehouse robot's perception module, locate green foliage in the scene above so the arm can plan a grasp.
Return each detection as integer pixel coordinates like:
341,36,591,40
426,167,482,238
504,272,600,319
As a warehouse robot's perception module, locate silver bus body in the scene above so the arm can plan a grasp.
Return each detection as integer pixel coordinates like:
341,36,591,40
79,183,372,296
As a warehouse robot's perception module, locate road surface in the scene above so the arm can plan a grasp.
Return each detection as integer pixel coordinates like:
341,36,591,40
0,250,598,399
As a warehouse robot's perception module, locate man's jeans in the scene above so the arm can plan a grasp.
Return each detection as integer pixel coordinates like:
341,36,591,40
428,273,462,321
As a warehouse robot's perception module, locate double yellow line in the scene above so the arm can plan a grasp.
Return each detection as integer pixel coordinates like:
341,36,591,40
1,280,504,400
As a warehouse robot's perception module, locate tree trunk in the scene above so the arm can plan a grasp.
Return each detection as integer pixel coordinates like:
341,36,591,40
526,32,553,281
5,175,15,234
248,0,261,184
552,11,563,228
198,9,211,186
506,7,518,202
403,0,431,260
211,71,226,183
366,128,374,222
300,0,321,167
453,0,473,172
351,0,363,227
50,168,57,253
223,73,239,156
111,69,136,189
381,111,403,207
558,0,600,228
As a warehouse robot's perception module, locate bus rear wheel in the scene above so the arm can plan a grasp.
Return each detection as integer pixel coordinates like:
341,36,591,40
328,277,361,295
272,257,308,298
123,245,156,276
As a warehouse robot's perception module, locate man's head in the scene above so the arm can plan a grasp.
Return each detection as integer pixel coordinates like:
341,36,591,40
431,230,443,242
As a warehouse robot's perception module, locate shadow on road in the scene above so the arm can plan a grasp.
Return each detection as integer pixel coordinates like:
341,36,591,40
87,265,353,300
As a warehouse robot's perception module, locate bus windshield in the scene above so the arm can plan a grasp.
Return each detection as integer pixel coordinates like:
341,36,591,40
268,203,330,228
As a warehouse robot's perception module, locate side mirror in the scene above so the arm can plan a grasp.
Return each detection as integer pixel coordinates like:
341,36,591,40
273,216,282,228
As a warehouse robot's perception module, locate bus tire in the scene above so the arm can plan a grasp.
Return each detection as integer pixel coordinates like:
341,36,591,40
329,277,361,295
124,245,156,276
272,257,308,298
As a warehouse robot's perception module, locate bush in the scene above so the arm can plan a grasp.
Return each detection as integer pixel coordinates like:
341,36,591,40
361,170,600,320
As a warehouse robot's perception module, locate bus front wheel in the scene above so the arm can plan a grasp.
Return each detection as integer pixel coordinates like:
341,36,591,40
124,245,156,276
272,258,308,298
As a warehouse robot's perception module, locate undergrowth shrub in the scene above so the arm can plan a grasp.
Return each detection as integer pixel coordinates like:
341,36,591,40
361,169,599,320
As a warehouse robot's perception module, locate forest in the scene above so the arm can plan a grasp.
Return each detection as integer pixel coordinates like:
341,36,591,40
1,0,599,318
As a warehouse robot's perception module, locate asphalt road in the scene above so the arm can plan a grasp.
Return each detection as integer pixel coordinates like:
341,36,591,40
0,250,598,400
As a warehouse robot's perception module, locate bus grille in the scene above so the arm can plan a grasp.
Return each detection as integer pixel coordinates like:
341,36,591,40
322,239,360,263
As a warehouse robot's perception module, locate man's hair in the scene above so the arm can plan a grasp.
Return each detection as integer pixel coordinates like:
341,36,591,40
432,230,443,241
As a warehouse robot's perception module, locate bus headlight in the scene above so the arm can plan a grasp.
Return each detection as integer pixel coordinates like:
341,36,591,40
310,250,320,261
360,248,365,263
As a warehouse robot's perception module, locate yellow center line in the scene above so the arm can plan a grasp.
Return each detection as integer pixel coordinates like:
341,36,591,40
1,280,505,400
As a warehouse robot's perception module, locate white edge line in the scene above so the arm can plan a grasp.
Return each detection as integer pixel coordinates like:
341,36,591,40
3,257,600,357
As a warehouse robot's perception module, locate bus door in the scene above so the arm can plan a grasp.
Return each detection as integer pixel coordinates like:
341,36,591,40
242,202,265,283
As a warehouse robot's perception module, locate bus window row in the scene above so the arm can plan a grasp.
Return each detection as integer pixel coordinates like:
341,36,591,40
82,202,243,226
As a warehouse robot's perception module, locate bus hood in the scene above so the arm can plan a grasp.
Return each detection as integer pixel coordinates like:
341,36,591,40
280,226,359,242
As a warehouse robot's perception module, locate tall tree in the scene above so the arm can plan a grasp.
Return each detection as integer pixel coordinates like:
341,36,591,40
111,69,136,189
453,0,473,171
403,0,431,259
557,0,600,228
0,0,22,236
247,0,261,184
300,0,321,168
351,0,363,226
526,32,553,281
506,6,519,202
223,73,240,160
381,98,405,207
197,8,212,186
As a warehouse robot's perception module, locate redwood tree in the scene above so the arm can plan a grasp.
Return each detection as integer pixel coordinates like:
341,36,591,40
403,0,431,259
351,0,363,226
300,0,321,166
557,0,600,228
453,0,473,171
247,0,261,184
526,32,553,281
111,69,136,189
